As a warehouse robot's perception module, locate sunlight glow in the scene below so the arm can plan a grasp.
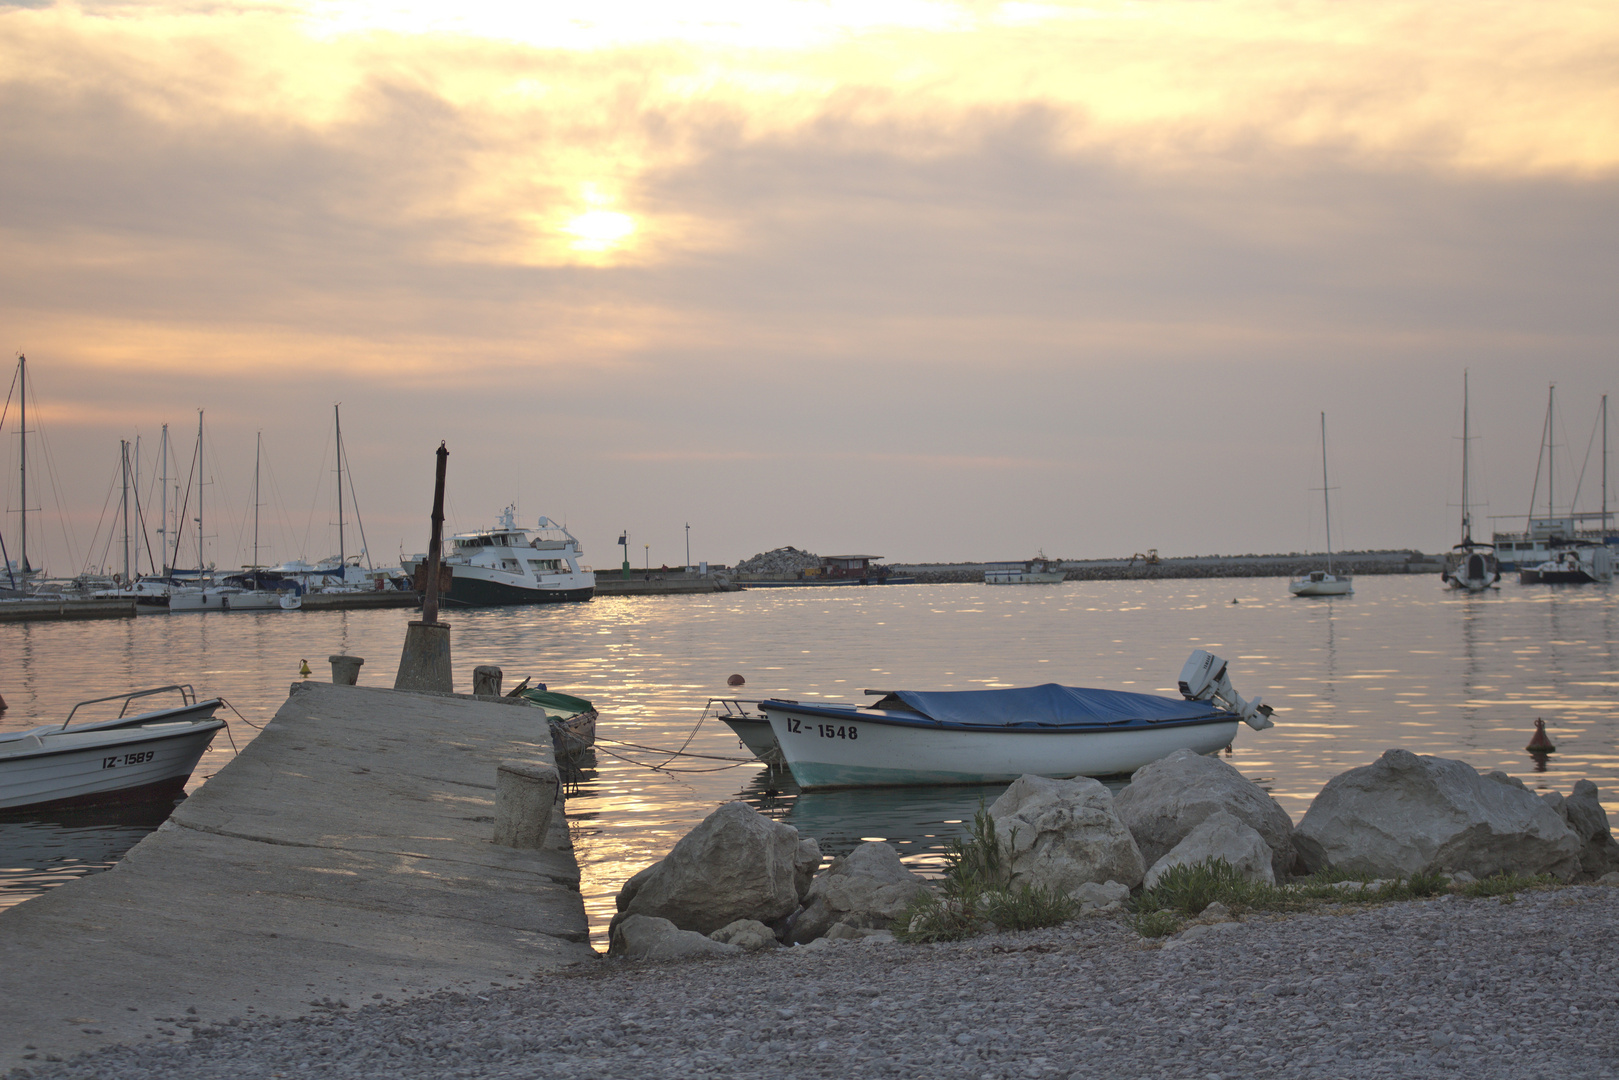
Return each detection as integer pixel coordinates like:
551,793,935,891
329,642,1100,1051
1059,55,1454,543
564,210,637,251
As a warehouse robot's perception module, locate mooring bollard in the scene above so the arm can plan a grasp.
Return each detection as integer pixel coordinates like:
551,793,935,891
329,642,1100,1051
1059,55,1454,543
493,761,561,849
329,655,365,685
472,665,503,697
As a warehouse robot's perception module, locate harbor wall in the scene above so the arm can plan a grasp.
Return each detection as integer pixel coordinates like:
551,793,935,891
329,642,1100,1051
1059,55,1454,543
892,551,1443,583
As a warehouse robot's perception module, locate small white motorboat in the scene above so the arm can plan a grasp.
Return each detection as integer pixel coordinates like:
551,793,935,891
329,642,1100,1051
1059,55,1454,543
759,651,1274,790
0,687,226,815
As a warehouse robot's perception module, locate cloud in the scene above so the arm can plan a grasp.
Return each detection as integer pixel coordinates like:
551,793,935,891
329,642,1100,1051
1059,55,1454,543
1,1,1616,569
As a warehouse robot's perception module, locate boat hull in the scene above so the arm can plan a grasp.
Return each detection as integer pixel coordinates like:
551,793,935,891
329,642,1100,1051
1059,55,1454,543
431,568,594,606
1289,575,1353,596
719,714,783,763
0,707,224,815
761,704,1239,790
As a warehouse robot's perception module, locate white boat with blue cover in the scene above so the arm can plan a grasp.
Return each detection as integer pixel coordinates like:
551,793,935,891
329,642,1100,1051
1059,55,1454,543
759,651,1274,790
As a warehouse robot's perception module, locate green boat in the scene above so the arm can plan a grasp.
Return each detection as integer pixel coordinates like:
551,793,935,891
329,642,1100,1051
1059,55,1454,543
513,685,597,759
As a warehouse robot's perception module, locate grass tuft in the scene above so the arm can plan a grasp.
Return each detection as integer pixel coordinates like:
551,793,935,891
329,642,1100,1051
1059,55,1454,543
893,802,1078,942
1459,872,1556,901
1130,909,1183,938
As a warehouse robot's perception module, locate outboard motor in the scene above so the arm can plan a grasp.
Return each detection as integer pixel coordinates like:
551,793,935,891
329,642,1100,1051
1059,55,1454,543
1178,650,1275,731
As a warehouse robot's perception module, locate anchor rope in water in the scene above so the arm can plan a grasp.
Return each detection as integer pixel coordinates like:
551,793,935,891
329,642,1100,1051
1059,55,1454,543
592,736,757,764
586,748,754,773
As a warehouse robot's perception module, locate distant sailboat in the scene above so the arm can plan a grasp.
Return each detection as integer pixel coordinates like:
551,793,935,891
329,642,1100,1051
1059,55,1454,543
1441,371,1499,592
1290,412,1353,597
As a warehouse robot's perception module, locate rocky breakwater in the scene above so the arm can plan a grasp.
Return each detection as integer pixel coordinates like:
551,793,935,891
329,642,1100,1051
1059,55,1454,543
608,745,1618,962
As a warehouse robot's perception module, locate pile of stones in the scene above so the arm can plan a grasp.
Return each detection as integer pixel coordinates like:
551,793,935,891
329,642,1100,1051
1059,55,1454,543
607,748,1619,959
734,547,822,576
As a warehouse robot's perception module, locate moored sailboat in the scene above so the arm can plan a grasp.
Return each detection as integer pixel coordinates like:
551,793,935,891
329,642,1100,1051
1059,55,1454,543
1289,413,1353,597
1441,371,1500,592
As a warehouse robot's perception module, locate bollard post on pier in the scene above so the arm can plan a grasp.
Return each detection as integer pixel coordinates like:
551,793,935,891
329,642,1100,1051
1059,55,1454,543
472,665,503,697
493,761,561,849
396,442,453,693
329,655,365,685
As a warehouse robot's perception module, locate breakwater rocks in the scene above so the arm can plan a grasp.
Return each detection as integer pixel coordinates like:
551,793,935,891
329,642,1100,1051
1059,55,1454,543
605,747,1618,960
896,550,1442,583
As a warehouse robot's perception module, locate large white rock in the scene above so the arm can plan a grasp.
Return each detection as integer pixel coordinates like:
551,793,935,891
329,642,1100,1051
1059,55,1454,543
1113,748,1295,878
786,841,931,945
614,802,822,935
1143,809,1276,889
1294,749,1582,880
609,915,742,960
988,774,1145,892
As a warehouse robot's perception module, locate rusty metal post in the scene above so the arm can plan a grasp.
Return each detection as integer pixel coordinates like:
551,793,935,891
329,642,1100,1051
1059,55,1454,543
422,441,448,625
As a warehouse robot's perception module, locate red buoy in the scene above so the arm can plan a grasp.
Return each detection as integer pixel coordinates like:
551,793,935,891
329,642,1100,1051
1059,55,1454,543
727,674,745,687
1526,718,1556,753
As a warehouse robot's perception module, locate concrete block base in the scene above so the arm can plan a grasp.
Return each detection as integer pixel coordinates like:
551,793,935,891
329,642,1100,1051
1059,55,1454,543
494,761,561,849
395,621,452,692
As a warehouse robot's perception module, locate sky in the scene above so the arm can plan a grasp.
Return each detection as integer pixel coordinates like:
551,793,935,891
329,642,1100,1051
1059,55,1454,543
2,0,1617,576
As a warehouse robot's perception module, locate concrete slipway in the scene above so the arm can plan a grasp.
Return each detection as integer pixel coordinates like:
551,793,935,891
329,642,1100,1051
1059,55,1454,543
0,681,595,1071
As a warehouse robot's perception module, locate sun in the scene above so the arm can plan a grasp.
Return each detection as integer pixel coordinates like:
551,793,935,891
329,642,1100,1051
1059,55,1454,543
563,210,637,252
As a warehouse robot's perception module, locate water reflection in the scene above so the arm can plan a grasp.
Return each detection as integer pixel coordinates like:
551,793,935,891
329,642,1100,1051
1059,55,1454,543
3,577,1615,949
0,800,179,904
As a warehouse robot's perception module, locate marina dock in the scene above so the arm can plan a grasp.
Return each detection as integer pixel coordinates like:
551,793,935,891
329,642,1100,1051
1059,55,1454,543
0,598,136,623
0,681,593,1071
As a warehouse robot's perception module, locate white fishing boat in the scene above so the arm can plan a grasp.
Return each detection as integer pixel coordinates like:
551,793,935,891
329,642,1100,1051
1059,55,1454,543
759,650,1274,790
402,506,594,606
0,687,226,815
1290,413,1353,597
984,554,1066,584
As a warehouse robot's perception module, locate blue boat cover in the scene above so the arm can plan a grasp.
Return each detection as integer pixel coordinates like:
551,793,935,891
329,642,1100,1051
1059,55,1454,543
887,685,1232,728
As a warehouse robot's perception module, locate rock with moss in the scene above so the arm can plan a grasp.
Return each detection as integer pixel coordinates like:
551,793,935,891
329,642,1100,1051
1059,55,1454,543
1144,809,1275,889
786,841,930,945
988,774,1145,892
1113,748,1296,879
1294,749,1581,880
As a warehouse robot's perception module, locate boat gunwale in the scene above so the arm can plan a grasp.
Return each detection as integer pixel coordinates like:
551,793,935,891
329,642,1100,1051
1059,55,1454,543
0,716,225,761
758,698,1239,734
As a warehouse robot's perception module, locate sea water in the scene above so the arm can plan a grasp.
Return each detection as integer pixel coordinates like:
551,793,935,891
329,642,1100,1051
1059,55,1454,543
2,576,1615,945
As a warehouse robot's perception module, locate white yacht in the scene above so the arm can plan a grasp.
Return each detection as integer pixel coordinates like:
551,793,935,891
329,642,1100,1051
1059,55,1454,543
403,506,595,606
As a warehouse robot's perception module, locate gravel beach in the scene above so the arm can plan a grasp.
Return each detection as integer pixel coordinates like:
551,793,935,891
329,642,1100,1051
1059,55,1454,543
12,885,1617,1080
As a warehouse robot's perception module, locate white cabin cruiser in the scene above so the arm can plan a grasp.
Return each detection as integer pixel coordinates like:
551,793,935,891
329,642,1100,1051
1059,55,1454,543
985,555,1066,584
403,506,595,606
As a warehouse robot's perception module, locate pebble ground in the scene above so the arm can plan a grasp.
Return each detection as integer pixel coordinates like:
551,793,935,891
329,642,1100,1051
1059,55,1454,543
12,886,1618,1080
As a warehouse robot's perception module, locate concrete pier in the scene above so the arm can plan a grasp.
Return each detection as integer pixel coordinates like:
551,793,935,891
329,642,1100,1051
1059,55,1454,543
0,681,593,1071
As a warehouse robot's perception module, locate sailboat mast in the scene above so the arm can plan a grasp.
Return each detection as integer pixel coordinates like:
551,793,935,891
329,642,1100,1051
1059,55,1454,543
18,354,28,574
120,439,131,584
1319,412,1334,574
253,431,261,573
1603,393,1611,536
196,409,204,576
158,424,169,573
1460,371,1471,543
335,404,344,571
1547,385,1555,520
